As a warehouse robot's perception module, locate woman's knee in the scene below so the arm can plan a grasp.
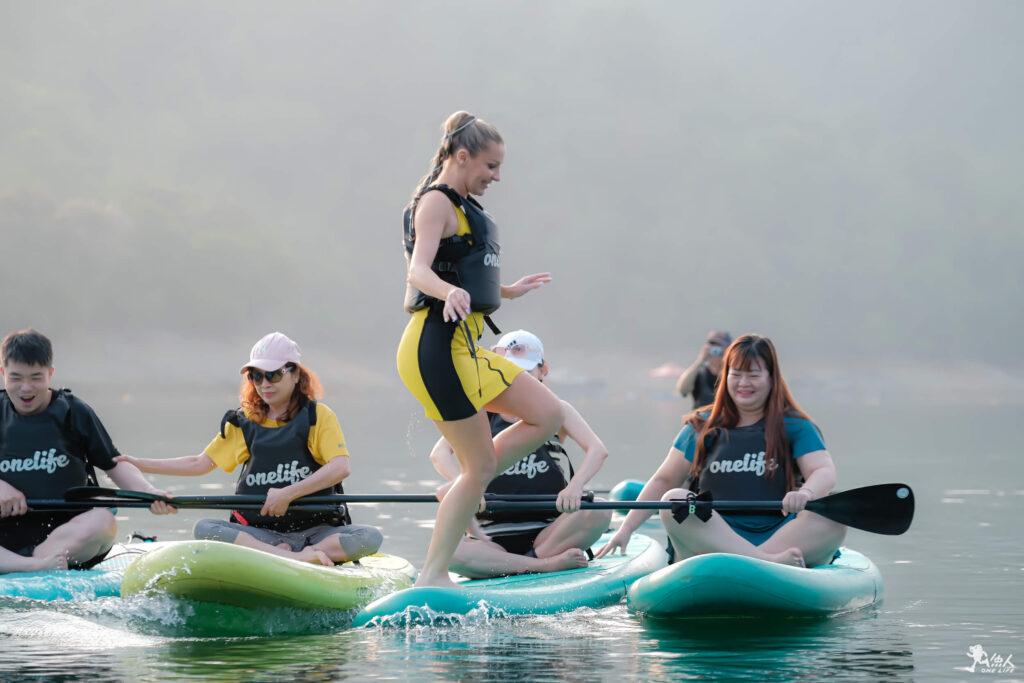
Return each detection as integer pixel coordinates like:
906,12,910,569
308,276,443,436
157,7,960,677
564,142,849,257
824,518,847,546
74,508,117,540
797,510,847,542
335,525,383,559
193,519,240,543
460,458,498,485
658,507,678,528
580,508,613,530
660,488,690,502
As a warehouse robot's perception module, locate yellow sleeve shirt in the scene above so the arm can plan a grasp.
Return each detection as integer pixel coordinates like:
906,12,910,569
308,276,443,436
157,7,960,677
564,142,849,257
204,403,349,473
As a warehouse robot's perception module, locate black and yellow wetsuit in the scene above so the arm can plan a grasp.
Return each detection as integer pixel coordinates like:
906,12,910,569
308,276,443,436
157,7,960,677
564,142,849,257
397,185,523,421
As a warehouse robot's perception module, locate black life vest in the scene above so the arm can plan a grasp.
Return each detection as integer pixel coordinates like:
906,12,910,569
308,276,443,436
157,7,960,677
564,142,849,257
693,422,790,507
0,388,98,499
478,412,571,524
403,184,502,315
219,399,349,532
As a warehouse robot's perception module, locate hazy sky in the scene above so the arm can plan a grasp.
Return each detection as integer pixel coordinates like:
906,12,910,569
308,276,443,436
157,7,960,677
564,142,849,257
2,1,1021,377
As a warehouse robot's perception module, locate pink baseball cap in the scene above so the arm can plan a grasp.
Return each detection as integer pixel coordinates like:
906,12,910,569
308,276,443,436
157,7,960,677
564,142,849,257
240,332,302,374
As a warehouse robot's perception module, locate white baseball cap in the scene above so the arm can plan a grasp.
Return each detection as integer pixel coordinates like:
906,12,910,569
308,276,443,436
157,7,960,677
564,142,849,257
240,332,302,373
495,329,545,371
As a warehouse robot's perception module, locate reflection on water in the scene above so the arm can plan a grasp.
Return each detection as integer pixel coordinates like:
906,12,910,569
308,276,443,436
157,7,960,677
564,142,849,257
2,604,924,682
635,614,916,681
1,398,1022,681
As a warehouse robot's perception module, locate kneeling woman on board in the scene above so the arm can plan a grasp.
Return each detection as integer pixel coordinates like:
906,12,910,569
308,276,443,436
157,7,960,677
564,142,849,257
429,329,612,578
596,334,846,568
117,332,382,566
397,111,564,588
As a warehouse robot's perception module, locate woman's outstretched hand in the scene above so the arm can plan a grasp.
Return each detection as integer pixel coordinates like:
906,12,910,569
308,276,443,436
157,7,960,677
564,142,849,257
502,272,551,300
594,526,632,559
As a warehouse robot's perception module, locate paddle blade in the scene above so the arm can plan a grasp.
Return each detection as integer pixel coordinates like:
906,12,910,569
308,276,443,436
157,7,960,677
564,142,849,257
64,486,125,501
809,483,914,535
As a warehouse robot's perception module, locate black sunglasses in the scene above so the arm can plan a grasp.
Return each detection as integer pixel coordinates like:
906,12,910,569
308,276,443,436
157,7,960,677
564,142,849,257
247,366,294,384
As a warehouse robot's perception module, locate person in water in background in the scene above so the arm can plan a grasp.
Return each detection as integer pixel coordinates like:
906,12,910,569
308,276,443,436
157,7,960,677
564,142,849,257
675,330,732,409
597,334,845,568
429,329,612,578
0,329,175,574
397,111,564,588
117,332,382,566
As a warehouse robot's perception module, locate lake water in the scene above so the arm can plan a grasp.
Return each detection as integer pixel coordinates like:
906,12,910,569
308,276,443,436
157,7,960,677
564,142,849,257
1,370,1021,682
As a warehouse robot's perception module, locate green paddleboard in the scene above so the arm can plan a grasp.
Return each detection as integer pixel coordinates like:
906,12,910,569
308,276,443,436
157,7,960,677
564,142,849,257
121,540,415,610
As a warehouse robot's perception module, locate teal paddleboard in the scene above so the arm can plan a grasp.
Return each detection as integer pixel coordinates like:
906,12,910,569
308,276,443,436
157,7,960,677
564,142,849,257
608,478,645,509
352,531,667,627
626,547,882,618
0,542,159,601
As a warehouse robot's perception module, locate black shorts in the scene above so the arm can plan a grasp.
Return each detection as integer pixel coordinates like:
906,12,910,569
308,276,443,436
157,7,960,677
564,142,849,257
489,527,545,556
0,511,111,569
1,511,79,553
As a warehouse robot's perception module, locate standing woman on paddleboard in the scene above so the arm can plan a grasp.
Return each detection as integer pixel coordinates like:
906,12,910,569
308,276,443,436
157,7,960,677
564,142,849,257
398,111,563,588
117,332,383,566
597,334,846,568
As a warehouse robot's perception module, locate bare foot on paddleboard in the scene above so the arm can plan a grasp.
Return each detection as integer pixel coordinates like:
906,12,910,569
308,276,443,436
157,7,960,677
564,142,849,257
52,549,69,571
539,548,589,573
765,547,804,567
295,547,334,566
413,573,462,589
23,549,68,572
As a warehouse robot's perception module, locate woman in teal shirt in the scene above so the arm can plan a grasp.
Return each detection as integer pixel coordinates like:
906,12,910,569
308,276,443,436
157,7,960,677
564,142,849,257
597,334,845,568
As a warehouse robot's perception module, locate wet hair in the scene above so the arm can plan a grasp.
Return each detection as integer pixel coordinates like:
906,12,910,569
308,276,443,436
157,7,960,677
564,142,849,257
408,111,504,205
684,334,813,490
239,362,324,425
1,328,53,368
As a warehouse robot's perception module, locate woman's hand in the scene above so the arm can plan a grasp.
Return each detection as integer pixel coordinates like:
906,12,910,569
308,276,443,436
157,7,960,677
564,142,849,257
261,487,295,517
0,480,27,518
501,272,551,300
556,483,585,513
782,488,813,514
594,525,632,558
443,287,472,322
149,490,178,515
466,516,492,542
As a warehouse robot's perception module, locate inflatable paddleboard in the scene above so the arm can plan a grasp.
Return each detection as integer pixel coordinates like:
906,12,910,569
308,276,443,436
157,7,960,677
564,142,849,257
0,541,162,602
352,531,667,627
121,540,415,610
626,546,882,618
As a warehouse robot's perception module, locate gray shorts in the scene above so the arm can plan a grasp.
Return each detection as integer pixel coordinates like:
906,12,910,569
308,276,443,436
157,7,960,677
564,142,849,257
193,519,383,560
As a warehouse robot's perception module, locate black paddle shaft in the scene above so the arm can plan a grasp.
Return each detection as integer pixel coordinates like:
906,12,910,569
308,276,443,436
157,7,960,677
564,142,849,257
63,487,596,506
484,483,915,536
27,499,343,512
